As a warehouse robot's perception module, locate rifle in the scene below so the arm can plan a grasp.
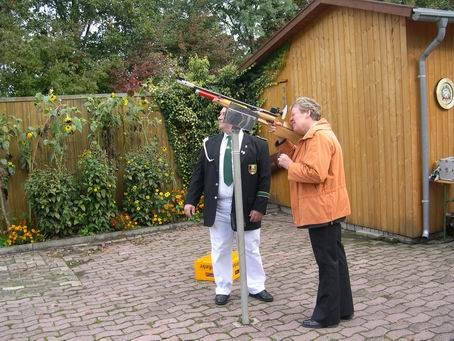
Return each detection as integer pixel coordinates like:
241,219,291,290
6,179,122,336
176,78,301,142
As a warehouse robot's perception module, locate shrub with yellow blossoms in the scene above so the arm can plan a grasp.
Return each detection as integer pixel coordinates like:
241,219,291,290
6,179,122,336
110,212,138,231
150,189,184,226
123,139,174,225
150,189,204,226
6,222,42,246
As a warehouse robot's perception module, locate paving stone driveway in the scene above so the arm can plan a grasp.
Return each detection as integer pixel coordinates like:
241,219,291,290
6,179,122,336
1,211,453,341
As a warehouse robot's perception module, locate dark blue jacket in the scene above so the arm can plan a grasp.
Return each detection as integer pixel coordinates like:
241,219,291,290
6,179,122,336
185,132,271,231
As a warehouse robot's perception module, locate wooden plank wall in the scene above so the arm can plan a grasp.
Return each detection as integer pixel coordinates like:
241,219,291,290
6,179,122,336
406,21,454,235
259,7,432,238
0,95,176,223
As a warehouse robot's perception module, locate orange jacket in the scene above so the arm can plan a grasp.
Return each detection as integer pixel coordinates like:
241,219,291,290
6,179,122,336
277,119,351,227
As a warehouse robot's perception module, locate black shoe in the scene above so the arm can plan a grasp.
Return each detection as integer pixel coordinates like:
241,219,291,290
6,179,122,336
215,294,230,305
249,290,273,302
302,319,338,329
341,314,354,320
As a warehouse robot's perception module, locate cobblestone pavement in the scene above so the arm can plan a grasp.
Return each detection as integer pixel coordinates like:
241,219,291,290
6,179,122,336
1,211,454,341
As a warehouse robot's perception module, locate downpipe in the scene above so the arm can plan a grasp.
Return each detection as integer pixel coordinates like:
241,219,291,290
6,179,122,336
417,17,448,239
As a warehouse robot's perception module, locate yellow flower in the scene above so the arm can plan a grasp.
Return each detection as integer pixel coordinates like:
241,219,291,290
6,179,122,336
49,94,57,103
122,98,129,106
145,195,150,200
165,192,170,198
26,132,33,139
111,93,117,98
64,125,72,133
64,116,72,124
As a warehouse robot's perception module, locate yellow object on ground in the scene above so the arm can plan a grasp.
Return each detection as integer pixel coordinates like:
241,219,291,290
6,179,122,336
194,251,240,281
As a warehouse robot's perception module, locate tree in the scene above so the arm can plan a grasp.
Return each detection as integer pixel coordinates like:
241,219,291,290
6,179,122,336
0,0,123,96
208,0,297,54
394,0,454,9
111,0,237,92
0,0,237,96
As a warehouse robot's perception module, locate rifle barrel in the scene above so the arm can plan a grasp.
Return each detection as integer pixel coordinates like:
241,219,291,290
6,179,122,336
176,78,278,117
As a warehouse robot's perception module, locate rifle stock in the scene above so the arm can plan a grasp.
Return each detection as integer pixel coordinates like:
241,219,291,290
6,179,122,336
177,78,301,142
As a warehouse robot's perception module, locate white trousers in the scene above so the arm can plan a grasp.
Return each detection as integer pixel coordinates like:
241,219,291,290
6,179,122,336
209,204,266,295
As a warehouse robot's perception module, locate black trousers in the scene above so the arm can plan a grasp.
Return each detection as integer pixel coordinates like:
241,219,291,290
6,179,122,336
308,222,354,325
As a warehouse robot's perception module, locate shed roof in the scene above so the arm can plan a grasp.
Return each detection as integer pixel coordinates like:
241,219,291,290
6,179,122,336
240,0,413,70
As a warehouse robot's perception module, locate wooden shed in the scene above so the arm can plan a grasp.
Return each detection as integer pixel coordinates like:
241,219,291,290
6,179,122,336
243,0,454,239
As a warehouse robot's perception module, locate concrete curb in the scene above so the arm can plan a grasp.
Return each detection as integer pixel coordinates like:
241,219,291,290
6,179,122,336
0,221,196,255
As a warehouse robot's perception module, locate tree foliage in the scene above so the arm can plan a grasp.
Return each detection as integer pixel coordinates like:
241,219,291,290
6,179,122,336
0,0,238,96
2,0,452,97
392,0,454,9
0,0,301,96
209,0,297,53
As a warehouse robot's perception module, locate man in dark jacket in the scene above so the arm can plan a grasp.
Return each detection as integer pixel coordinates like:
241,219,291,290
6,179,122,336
184,107,273,305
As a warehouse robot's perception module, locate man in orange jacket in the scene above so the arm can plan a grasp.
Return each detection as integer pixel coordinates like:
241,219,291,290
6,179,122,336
270,96,354,328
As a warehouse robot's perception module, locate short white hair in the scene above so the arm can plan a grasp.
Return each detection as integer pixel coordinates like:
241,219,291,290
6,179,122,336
294,97,321,121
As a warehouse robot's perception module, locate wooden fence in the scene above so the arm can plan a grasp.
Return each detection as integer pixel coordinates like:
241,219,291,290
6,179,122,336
0,94,178,225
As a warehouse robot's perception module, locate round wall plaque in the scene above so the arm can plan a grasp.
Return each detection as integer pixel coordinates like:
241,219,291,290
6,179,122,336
435,78,454,110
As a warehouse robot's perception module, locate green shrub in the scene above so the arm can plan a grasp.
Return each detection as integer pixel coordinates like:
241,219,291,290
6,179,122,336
148,52,289,186
25,168,78,238
0,233,7,247
150,189,185,225
123,139,173,225
74,143,117,234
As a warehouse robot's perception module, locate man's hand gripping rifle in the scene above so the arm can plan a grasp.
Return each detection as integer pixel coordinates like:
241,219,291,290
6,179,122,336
176,78,301,142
